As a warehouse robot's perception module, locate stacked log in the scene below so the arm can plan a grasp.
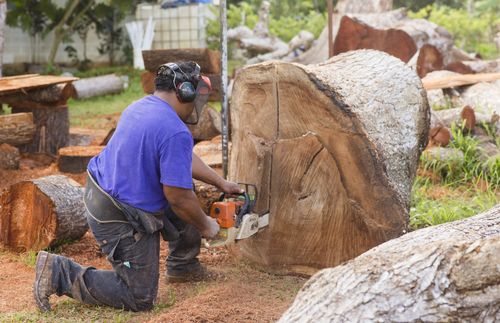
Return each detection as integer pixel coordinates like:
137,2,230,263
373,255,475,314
142,48,221,75
0,143,20,169
0,175,88,251
73,74,125,99
187,106,221,142
229,50,429,273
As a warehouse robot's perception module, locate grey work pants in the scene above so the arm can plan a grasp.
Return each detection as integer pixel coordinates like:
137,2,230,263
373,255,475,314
50,207,201,311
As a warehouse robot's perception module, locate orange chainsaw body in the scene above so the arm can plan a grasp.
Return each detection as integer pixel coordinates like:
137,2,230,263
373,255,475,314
209,200,244,229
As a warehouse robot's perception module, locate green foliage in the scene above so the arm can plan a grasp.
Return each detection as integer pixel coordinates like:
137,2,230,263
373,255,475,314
410,4,500,59
6,0,56,37
269,11,325,42
410,177,497,229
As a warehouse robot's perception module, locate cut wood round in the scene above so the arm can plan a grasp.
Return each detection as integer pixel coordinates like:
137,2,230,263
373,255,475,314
279,205,500,322
193,135,226,168
187,106,221,141
416,44,444,78
0,175,88,251
11,105,69,155
57,145,104,173
0,112,36,145
428,125,450,147
333,16,417,63
73,74,124,100
0,143,20,170
229,50,429,273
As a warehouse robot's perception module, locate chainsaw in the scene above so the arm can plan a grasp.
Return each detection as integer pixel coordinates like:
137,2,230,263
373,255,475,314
205,183,269,247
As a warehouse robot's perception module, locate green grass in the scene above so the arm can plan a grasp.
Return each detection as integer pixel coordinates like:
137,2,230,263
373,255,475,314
409,176,498,229
68,67,145,129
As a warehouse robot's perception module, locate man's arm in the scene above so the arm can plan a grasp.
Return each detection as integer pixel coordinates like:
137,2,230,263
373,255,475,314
192,152,243,194
163,185,219,238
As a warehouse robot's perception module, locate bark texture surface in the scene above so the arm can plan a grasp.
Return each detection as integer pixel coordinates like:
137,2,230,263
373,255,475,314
0,143,20,169
229,50,429,272
0,175,88,251
0,113,36,146
280,206,500,322
73,74,124,99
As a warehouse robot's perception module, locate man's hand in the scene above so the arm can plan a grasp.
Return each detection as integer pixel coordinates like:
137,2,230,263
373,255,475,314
219,180,244,195
201,217,220,239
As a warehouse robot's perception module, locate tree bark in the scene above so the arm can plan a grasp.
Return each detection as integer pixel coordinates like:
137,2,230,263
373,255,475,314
57,145,104,173
333,16,417,63
142,48,221,75
0,113,36,146
11,106,69,155
280,205,500,322
0,143,20,170
73,74,124,99
229,50,429,273
0,175,88,251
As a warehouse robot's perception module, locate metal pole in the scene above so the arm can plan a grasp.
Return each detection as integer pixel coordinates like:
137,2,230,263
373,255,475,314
327,0,334,58
220,0,229,179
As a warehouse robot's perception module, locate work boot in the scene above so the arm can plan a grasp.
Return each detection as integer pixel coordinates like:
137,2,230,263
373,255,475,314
33,251,56,312
166,264,219,283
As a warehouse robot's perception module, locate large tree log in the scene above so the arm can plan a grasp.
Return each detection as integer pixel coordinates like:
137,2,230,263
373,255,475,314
0,112,36,146
57,146,104,173
333,16,417,63
142,48,221,75
422,72,500,90
11,105,69,155
73,74,124,100
0,175,88,251
414,44,444,78
0,143,20,170
229,50,429,273
280,205,500,322
461,80,500,116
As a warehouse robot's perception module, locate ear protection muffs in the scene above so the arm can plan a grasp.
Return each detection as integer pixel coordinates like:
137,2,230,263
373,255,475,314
164,62,201,103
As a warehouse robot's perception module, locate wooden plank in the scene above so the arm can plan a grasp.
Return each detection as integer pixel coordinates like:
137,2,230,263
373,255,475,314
0,75,78,96
422,72,500,90
0,74,39,80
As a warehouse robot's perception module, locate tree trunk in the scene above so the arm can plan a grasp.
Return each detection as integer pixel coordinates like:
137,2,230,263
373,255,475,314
0,143,20,170
142,48,221,75
280,205,500,322
0,175,88,251
0,0,6,77
57,145,104,173
0,113,36,146
187,106,221,141
229,50,429,273
11,106,69,155
73,74,124,99
333,16,417,63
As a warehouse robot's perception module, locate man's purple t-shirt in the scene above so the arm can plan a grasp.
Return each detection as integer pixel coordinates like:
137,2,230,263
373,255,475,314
87,95,193,213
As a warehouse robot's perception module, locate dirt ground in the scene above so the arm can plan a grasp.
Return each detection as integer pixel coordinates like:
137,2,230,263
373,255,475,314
0,154,306,322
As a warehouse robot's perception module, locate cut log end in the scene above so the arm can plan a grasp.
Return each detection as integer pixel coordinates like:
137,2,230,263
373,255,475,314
0,175,88,251
0,143,20,170
58,146,104,173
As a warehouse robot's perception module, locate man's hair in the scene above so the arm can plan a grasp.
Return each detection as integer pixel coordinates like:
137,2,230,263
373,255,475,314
154,61,200,92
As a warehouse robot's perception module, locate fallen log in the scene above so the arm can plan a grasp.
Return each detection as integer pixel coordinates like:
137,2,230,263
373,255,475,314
333,16,417,63
422,72,500,90
0,83,76,107
434,107,492,129
0,112,36,146
57,146,104,173
229,50,429,273
445,61,474,74
461,80,500,116
142,48,221,75
0,175,88,251
0,143,20,169
280,205,500,322
11,105,69,155
73,74,125,100
187,106,221,142
428,125,450,147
